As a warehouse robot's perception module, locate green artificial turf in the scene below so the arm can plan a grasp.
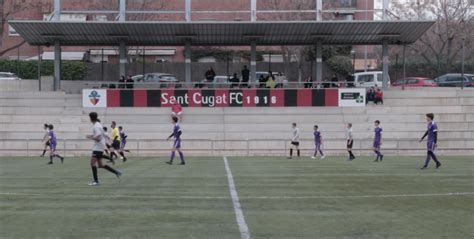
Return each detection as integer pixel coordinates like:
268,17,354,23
0,156,473,239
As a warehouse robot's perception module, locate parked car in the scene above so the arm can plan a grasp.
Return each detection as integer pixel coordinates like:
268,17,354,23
392,77,437,87
134,73,180,88
353,71,389,88
0,72,21,81
195,75,231,88
251,71,288,88
433,74,474,87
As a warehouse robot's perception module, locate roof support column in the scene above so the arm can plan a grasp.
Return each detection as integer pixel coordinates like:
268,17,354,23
119,0,126,22
382,40,389,89
315,41,323,86
250,40,257,85
53,42,61,91
185,0,191,22
185,40,192,85
316,0,322,21
251,0,257,21
119,41,127,78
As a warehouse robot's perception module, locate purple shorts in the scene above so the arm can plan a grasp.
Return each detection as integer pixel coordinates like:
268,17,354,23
50,143,57,152
173,139,181,149
373,141,381,149
315,143,321,151
427,141,436,152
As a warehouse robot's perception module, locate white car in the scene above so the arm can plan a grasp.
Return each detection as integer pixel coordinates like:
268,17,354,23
353,71,389,88
252,71,288,88
0,72,21,81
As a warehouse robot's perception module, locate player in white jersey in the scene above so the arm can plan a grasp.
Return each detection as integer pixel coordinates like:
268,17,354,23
288,123,300,159
346,123,356,161
86,112,122,186
40,123,50,157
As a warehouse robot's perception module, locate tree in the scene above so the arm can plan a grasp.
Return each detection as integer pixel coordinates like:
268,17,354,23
0,0,52,57
389,0,473,75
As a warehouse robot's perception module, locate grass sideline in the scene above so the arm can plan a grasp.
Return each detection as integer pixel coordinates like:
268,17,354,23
0,156,473,239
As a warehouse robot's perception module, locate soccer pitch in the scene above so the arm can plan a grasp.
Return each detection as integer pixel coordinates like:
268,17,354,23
1,156,473,239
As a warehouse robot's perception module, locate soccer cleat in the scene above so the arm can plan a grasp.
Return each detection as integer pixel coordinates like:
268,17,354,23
60,157,64,164
123,157,127,162
436,163,442,169
321,155,326,159
179,162,186,165
116,170,123,179
88,182,100,186
420,166,427,170
374,159,379,162
47,162,53,165
311,156,316,159
166,161,173,165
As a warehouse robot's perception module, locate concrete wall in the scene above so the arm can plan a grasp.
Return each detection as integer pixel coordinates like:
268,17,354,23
0,88,473,157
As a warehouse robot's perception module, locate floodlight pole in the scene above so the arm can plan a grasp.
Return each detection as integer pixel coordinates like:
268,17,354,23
382,0,389,20
118,0,127,80
185,0,191,22
251,0,257,21
316,0,322,21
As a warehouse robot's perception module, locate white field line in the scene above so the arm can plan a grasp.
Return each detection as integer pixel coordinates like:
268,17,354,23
223,156,251,239
0,192,473,200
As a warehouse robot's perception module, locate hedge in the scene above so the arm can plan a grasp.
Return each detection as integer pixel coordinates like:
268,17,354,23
0,60,88,81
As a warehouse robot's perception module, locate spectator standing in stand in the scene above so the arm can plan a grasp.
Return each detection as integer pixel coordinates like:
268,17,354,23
241,65,250,88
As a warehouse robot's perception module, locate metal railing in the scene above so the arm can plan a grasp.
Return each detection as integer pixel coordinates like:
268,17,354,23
1,138,470,157
83,80,358,90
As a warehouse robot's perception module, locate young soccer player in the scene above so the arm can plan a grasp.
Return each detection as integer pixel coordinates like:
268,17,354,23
111,121,127,162
346,123,355,161
40,123,50,157
46,124,64,165
166,116,185,165
373,120,384,162
311,125,325,159
101,126,116,165
119,126,131,153
288,123,300,159
419,113,441,169
87,112,122,186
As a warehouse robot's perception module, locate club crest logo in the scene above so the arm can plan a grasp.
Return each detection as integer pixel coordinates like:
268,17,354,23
89,90,101,105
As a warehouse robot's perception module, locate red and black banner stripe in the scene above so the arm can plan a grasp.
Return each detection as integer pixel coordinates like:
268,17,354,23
106,89,338,107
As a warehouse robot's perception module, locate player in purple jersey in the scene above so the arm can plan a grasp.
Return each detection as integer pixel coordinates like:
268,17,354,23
311,125,325,159
166,116,185,165
419,113,441,169
373,120,384,162
119,126,131,154
46,124,64,165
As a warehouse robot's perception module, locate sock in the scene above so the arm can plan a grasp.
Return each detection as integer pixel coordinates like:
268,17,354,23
423,151,431,167
49,155,53,163
103,154,114,161
179,151,185,163
119,152,127,160
314,150,317,157
170,151,176,162
319,150,324,156
55,154,64,160
102,165,119,175
429,151,440,165
297,150,300,157
111,152,117,159
290,149,293,157
349,151,355,159
92,166,98,183
42,150,46,156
